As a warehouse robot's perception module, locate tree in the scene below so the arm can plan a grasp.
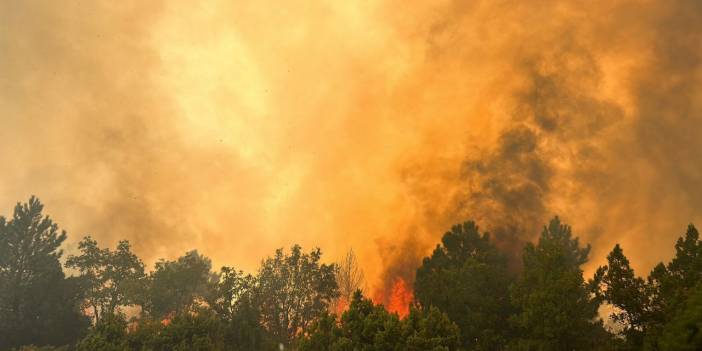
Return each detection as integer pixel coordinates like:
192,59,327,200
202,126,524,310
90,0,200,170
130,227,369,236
207,266,256,321
510,217,608,351
66,237,146,324
0,197,89,349
207,266,276,350
150,310,226,351
256,245,339,346
333,249,365,313
644,224,702,349
299,290,461,351
414,221,513,350
74,312,129,351
594,244,650,349
657,283,702,350
146,250,214,318
402,306,462,351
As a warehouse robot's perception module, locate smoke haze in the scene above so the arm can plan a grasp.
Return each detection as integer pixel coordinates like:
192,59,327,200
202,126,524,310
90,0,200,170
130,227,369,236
1,0,701,297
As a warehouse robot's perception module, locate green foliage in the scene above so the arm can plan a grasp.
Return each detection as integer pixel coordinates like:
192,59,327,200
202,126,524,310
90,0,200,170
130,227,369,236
509,217,608,351
146,250,214,318
66,236,146,324
644,224,702,349
151,310,226,351
13,346,69,351
657,283,702,350
5,196,702,351
414,221,513,350
299,291,461,351
207,266,255,321
403,306,462,351
0,197,89,349
75,313,130,351
207,266,277,350
256,245,339,346
595,244,650,349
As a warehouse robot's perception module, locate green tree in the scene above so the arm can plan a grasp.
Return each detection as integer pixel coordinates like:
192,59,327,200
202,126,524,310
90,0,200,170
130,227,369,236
402,306,462,351
415,221,512,350
256,245,339,346
299,291,461,351
0,197,89,349
75,312,129,351
207,266,276,350
207,266,256,320
66,237,146,324
594,244,650,349
146,250,214,318
657,283,702,350
644,224,702,349
510,217,608,351
153,310,226,351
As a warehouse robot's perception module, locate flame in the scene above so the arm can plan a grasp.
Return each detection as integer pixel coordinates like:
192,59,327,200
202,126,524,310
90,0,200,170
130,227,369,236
161,311,175,326
334,297,349,316
374,277,413,318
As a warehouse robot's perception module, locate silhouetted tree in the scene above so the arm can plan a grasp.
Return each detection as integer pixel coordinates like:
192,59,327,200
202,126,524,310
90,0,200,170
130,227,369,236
299,290,461,350
510,217,609,350
74,312,129,351
415,221,513,350
256,245,339,347
644,224,702,349
333,248,365,313
66,236,146,324
657,283,702,350
146,250,214,318
207,266,276,350
594,244,650,349
0,197,89,349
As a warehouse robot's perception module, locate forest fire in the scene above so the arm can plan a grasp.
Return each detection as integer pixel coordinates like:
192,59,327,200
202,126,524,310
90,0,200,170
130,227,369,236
374,277,413,318
334,297,349,315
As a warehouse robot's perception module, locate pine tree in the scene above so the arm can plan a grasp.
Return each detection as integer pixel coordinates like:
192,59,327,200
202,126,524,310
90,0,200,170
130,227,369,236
510,217,608,350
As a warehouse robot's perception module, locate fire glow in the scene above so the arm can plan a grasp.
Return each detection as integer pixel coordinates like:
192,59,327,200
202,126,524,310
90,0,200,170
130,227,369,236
374,277,413,318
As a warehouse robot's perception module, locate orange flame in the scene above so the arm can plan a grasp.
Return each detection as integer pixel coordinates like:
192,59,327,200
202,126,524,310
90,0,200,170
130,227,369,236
334,297,350,315
374,277,413,318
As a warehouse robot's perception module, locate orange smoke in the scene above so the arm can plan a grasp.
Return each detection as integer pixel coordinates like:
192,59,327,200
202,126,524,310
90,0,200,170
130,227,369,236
374,277,413,318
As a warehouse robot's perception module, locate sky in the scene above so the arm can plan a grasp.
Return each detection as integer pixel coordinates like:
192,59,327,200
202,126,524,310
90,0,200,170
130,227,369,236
1,0,701,299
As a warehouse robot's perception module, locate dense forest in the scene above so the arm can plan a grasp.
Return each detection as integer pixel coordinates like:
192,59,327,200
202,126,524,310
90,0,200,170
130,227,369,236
1,197,701,350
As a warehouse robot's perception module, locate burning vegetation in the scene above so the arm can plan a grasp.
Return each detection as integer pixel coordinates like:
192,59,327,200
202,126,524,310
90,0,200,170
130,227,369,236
2,197,702,350
1,0,702,349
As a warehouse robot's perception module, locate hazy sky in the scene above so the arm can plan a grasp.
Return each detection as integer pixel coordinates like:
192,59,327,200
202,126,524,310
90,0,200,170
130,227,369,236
1,0,701,297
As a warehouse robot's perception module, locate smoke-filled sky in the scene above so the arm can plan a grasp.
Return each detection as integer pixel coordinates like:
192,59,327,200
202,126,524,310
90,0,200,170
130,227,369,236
1,0,701,296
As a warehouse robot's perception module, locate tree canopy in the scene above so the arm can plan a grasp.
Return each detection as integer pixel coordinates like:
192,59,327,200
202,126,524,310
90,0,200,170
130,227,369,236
1,196,702,350
414,221,513,350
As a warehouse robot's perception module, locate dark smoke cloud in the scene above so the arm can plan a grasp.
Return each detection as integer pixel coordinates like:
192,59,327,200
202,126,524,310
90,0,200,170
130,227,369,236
377,0,702,289
1,0,701,297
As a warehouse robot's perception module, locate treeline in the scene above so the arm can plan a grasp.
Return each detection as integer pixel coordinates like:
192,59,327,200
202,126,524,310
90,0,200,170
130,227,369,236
0,197,701,350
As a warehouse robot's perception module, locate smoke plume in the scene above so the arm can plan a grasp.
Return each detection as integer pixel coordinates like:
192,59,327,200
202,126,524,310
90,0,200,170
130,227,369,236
1,0,701,304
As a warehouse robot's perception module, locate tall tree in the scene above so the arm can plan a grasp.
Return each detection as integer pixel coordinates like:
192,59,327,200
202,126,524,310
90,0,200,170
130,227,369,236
0,197,89,349
656,283,702,351
644,224,702,349
146,250,214,318
594,244,650,349
256,245,339,346
414,221,513,350
66,236,146,324
333,248,365,312
510,217,608,351
207,266,275,350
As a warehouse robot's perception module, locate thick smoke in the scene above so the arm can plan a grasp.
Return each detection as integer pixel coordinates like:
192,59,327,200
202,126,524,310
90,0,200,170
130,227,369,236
1,0,701,299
